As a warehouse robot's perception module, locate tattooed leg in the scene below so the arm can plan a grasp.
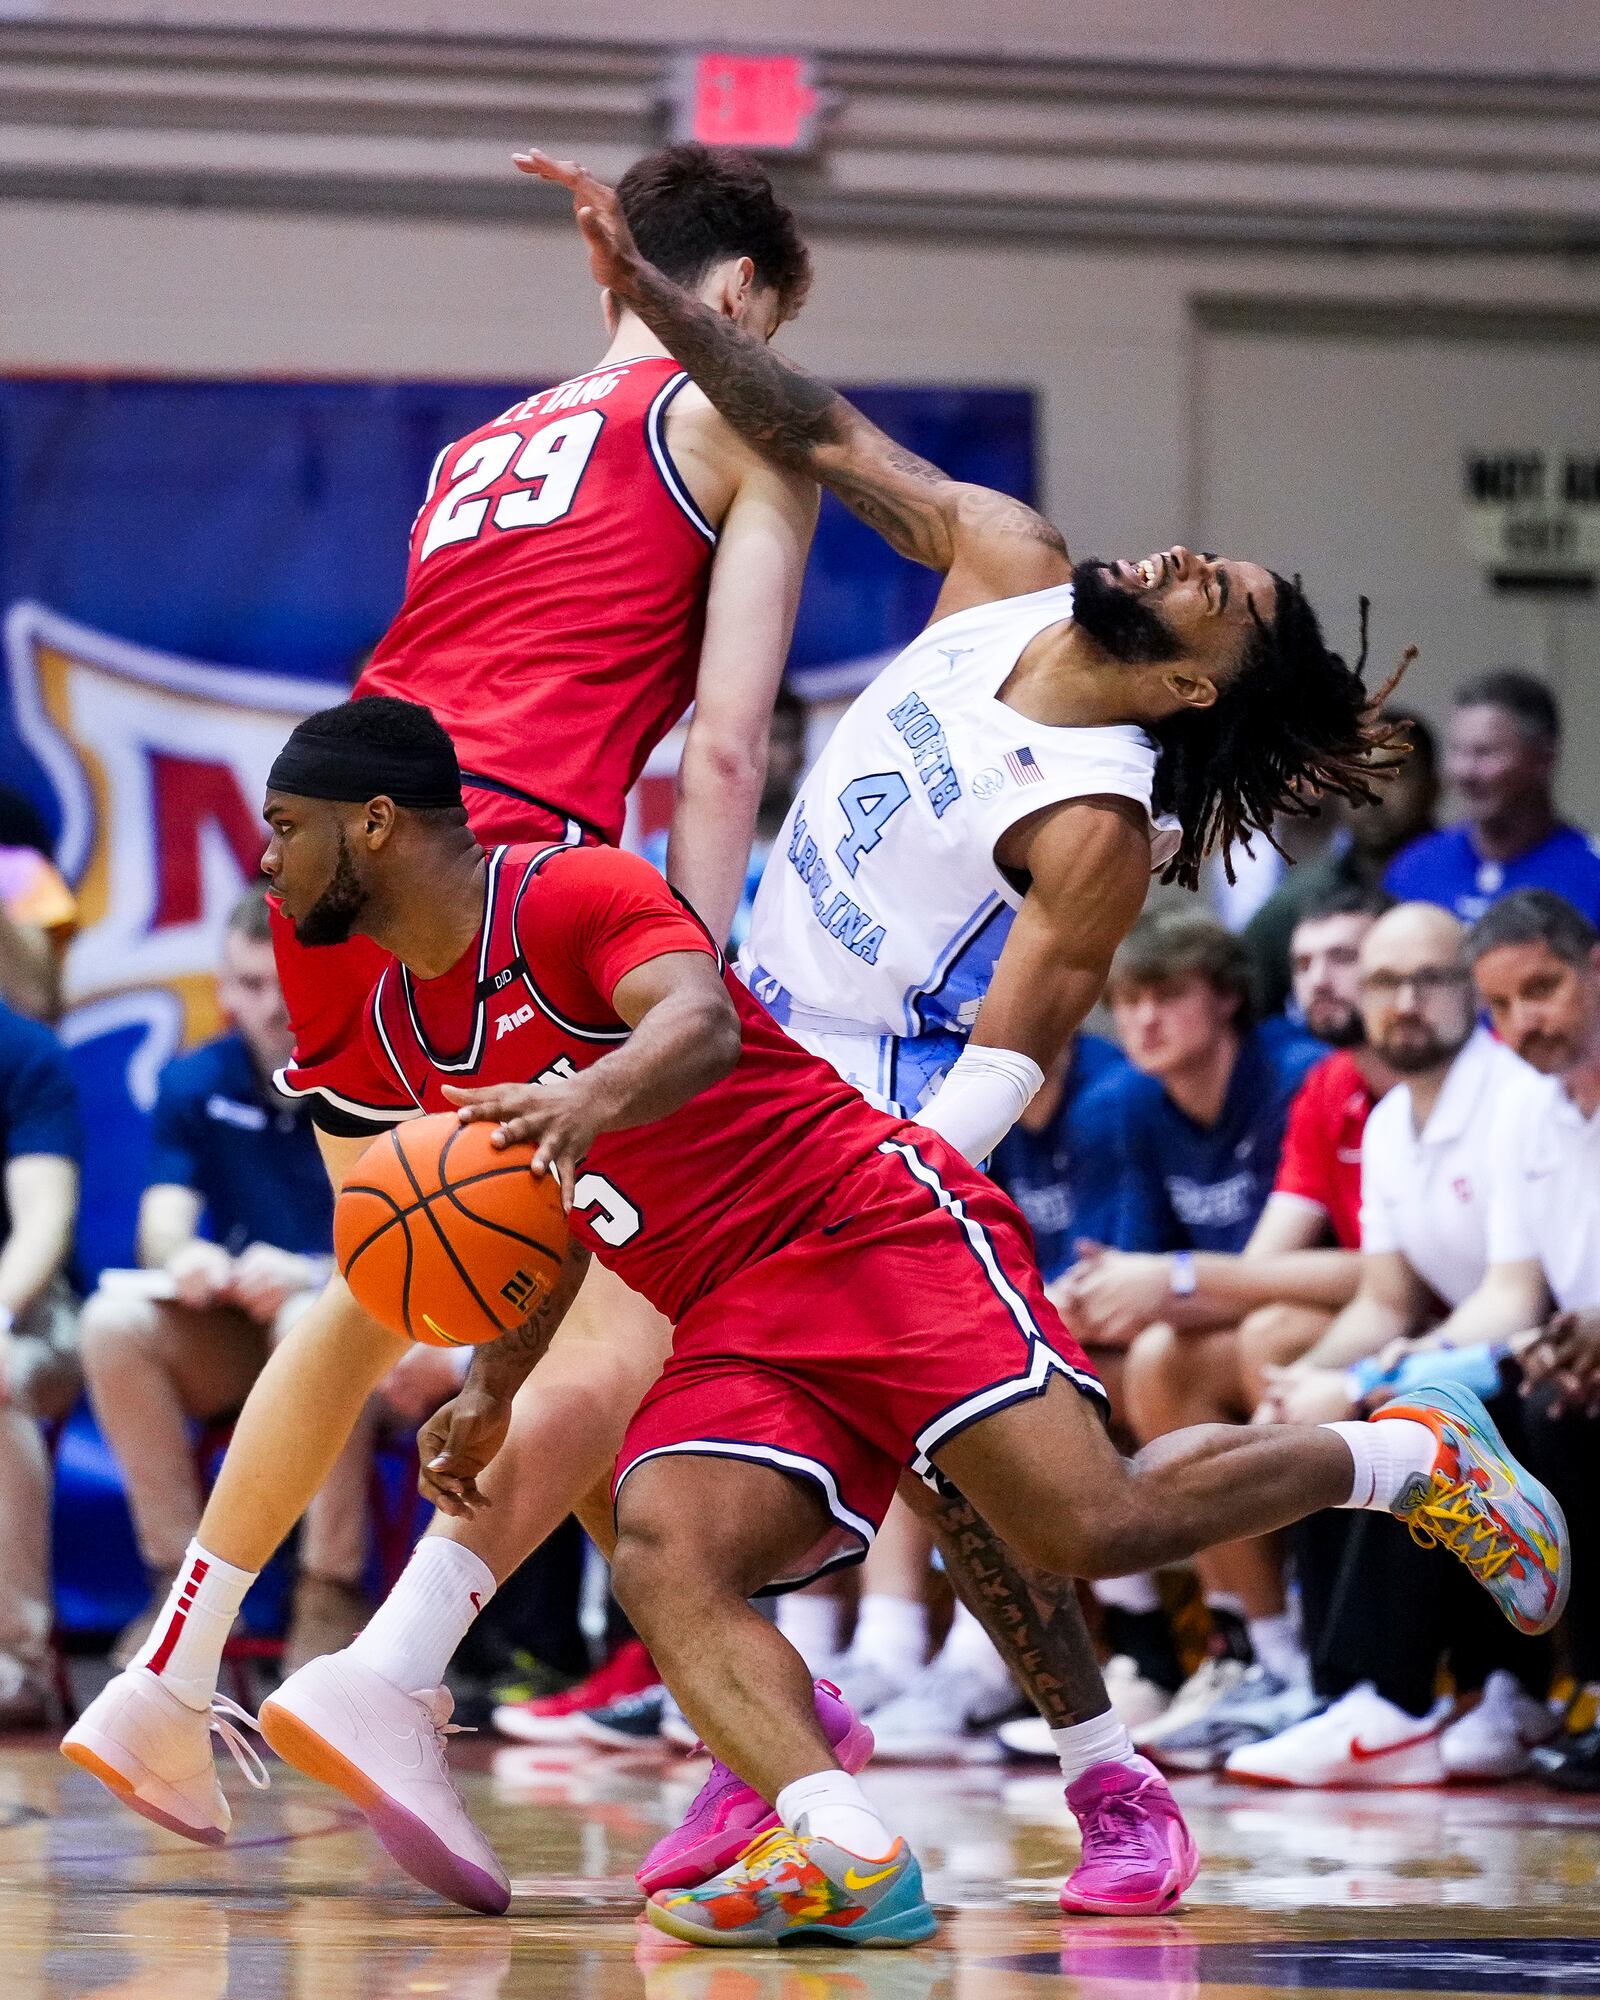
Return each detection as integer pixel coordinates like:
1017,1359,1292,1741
916,1475,1111,1727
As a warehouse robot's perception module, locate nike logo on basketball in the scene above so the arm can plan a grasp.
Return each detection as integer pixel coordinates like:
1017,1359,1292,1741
496,1004,535,1040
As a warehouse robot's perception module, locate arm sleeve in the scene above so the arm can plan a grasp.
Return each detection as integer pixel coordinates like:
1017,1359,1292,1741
1272,1064,1334,1217
0,1019,82,1165
525,849,719,1012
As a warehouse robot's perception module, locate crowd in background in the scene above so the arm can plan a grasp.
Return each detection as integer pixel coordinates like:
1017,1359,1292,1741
3,665,1599,1797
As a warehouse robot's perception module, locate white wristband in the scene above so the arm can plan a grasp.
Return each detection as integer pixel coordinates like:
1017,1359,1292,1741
915,1042,1046,1166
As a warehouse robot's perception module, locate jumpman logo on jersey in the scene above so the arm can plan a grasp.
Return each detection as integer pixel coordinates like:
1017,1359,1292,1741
937,646,973,670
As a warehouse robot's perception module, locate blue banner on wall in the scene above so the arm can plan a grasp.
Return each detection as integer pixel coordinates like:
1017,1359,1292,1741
0,375,1035,1274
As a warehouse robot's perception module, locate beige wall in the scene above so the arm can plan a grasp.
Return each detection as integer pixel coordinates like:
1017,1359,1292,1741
34,0,1600,75
4,7,1600,809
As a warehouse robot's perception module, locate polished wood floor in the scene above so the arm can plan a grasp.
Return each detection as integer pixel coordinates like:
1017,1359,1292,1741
5,1730,1600,1998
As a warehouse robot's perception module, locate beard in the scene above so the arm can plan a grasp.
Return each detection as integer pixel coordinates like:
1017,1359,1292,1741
1071,557,1186,665
293,830,368,947
1371,1023,1463,1075
1304,1000,1366,1049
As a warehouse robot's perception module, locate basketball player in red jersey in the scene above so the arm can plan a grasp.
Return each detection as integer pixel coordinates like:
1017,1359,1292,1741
228,700,1564,1948
62,142,817,1780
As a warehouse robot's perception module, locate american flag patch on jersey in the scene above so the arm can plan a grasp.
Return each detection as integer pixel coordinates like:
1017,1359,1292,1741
1004,746,1044,786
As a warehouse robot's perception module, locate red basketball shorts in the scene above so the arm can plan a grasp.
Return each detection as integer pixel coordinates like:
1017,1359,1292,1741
273,785,591,1132
613,1131,1107,1590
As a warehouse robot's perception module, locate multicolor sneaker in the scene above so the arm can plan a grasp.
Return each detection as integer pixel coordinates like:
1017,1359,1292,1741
647,1827,937,1948
491,1639,659,1743
1378,1384,1570,1635
1058,1756,1200,1914
636,1680,873,1895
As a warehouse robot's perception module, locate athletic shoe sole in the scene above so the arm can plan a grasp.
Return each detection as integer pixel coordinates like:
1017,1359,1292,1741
60,1731,226,1848
258,1697,509,1915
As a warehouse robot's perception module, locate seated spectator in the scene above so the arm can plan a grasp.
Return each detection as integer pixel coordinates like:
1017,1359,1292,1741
1229,902,1551,1787
1048,910,1319,1723
1065,890,1395,1764
79,886,458,1675
1244,710,1437,1015
1068,908,1323,1399
0,787,77,1023
1385,670,1600,926
0,995,81,1727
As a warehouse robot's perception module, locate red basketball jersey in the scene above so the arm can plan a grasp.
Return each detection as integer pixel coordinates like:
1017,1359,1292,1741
356,357,716,843
363,843,910,1323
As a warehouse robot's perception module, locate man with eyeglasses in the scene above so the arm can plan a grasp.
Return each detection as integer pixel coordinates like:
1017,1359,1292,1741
1233,901,1552,1789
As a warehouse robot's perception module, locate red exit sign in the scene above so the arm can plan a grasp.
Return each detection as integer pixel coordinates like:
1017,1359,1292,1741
671,51,823,154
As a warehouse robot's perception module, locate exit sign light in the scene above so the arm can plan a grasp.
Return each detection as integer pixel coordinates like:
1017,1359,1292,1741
671,52,822,154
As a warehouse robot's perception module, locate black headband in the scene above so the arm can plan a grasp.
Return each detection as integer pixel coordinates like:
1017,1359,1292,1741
267,729,463,811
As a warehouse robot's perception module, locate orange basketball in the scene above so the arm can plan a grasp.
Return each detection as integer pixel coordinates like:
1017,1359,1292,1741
335,1113,570,1348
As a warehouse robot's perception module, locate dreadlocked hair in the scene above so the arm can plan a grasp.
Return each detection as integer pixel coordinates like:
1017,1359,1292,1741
1149,574,1416,891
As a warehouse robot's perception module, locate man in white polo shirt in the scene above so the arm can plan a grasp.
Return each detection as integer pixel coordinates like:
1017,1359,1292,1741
1235,902,1552,1787
1468,888,1600,1789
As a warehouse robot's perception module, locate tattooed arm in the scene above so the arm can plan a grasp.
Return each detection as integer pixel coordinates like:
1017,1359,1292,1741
515,149,1072,611
917,1477,1113,1728
418,1238,593,1516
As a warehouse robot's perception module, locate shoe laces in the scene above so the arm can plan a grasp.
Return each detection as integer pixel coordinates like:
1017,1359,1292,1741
1079,1774,1160,1862
732,1826,801,1876
1402,1471,1515,1580
409,1687,474,1749
209,1695,271,1792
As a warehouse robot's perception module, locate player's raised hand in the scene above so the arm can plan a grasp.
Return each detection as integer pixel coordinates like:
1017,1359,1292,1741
512,149,642,296
442,1077,606,1210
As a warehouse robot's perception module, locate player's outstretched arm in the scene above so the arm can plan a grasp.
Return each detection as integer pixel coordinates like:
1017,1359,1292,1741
515,149,1069,601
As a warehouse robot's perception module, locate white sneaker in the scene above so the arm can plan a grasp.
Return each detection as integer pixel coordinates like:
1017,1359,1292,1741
995,1711,1055,1760
1440,1671,1559,1781
259,1651,510,1914
1105,1654,1174,1732
1224,1682,1449,1788
1144,1665,1322,1774
822,1653,916,1718
1133,1656,1247,1753
862,1655,1013,1763
61,1666,267,1844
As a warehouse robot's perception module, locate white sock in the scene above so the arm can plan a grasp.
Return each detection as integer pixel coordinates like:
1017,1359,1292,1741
847,1593,927,1676
346,1536,496,1692
776,1768,895,1859
939,1601,1010,1685
1093,1573,1161,1614
1247,1610,1305,1684
776,1591,840,1672
1052,1706,1141,1785
131,1541,256,1712
1324,1418,1437,1511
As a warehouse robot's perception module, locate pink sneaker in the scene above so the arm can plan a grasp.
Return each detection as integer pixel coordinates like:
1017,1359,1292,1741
634,1680,873,1895
1059,1755,1200,1914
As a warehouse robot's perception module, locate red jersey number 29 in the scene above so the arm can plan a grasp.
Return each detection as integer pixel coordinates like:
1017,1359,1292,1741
418,411,606,561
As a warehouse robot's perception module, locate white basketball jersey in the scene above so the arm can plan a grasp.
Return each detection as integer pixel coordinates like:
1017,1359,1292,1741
742,582,1180,1041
